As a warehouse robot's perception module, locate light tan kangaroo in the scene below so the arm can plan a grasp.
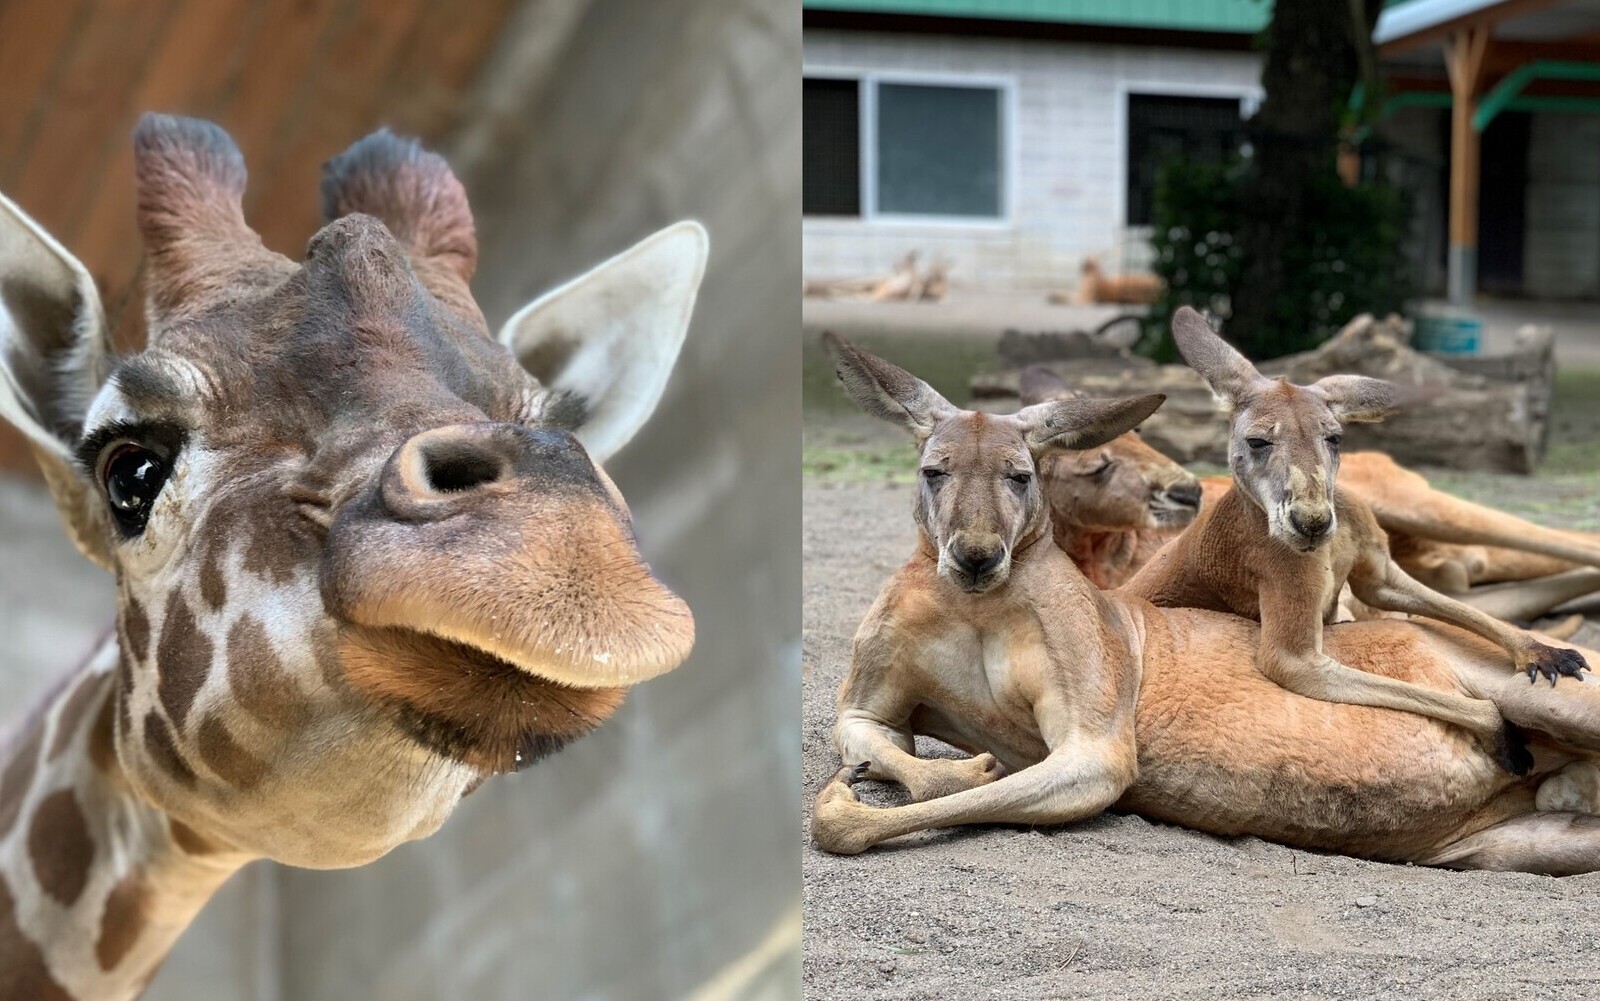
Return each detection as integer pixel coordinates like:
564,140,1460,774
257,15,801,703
812,333,1600,866
1018,366,1202,589
1020,366,1600,620
1122,309,1585,768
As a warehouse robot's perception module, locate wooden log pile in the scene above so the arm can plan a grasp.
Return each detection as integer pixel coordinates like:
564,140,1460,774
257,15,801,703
972,313,1554,474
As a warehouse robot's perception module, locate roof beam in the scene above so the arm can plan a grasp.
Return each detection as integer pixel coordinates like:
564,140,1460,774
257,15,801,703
1377,0,1564,57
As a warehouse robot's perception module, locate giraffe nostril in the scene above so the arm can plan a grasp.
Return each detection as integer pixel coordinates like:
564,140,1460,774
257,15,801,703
418,442,506,493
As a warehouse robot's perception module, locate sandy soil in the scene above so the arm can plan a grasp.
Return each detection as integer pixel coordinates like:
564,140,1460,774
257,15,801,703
801,478,1600,1001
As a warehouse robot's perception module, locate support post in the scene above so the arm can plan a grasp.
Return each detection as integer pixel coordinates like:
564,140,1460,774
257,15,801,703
1445,25,1491,306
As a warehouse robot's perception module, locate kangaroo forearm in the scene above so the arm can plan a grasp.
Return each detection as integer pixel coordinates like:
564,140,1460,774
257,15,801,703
1266,653,1499,736
857,755,1128,839
1363,577,1535,660
834,708,916,784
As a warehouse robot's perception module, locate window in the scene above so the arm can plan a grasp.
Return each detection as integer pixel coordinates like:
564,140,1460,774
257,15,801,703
804,78,860,216
803,74,1008,221
876,83,1002,217
1125,94,1246,226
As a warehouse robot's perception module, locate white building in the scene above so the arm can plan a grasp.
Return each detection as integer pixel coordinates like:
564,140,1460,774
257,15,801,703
805,0,1600,301
803,1,1266,291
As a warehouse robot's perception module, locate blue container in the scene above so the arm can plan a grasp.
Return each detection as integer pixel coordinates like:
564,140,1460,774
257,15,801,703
1413,311,1482,355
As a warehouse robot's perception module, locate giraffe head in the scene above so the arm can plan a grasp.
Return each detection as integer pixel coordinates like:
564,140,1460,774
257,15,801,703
0,116,702,867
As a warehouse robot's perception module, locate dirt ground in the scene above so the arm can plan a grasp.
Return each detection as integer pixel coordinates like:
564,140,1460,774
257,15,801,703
801,478,1600,1001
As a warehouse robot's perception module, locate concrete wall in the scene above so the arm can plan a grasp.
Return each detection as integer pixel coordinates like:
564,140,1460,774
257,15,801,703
1525,112,1600,299
0,0,800,998
802,29,1262,291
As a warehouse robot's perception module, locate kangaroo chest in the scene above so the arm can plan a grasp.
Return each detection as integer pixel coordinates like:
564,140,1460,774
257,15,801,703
902,617,1052,771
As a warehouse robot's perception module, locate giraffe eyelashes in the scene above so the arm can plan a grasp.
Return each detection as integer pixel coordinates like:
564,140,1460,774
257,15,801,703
81,423,187,537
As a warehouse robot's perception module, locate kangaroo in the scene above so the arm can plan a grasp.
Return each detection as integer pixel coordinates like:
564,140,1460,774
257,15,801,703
1122,308,1586,770
811,333,1600,866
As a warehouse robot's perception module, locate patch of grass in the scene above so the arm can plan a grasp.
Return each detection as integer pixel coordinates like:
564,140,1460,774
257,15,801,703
1543,367,1600,474
802,329,999,415
803,424,918,484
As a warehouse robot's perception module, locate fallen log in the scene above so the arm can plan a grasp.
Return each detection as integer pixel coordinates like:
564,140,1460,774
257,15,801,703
974,313,1552,474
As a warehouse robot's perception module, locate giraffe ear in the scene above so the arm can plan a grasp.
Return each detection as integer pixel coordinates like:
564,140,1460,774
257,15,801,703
0,191,115,570
498,221,708,464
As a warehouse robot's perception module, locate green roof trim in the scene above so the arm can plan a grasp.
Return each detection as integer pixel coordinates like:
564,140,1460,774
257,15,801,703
803,0,1272,34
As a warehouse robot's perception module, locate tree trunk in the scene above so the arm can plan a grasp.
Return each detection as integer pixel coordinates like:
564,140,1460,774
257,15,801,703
1229,0,1382,357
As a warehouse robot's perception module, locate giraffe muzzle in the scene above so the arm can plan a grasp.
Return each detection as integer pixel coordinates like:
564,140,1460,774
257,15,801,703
322,422,695,689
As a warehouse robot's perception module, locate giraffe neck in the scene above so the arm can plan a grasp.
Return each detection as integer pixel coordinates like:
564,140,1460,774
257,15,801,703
0,635,247,1001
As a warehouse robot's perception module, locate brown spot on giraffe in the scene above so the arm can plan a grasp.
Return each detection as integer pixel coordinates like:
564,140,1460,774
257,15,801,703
96,871,149,970
143,711,197,789
124,595,151,660
155,594,211,730
196,715,267,790
0,873,75,1000
0,720,43,839
227,615,313,731
89,694,118,773
169,817,219,855
198,539,228,610
49,671,109,761
29,789,95,907
116,649,135,736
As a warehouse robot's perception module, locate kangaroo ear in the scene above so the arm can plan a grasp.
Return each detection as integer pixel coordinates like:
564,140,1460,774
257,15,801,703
498,221,707,464
0,192,115,569
1015,394,1167,455
1171,306,1262,406
822,331,956,441
1312,374,1396,424
1017,366,1077,406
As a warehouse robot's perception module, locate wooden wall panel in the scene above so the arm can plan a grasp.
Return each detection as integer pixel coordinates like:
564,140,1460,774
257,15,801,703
0,0,519,475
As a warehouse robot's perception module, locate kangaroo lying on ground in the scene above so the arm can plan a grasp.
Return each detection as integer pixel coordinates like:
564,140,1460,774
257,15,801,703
1122,308,1586,771
812,332,1600,864
1017,366,1203,588
1022,365,1600,627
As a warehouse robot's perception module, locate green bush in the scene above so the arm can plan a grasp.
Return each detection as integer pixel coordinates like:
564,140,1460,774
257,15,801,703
1141,157,1413,361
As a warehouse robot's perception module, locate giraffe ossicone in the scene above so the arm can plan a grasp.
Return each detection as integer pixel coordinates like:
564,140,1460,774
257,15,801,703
0,113,704,999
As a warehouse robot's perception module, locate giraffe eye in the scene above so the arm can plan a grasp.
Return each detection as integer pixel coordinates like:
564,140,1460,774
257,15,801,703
101,443,170,536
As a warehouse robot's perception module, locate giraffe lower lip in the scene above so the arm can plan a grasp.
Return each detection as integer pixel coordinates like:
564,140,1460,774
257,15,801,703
337,626,626,773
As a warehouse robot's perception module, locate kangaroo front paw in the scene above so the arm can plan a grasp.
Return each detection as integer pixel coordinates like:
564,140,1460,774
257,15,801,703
1492,720,1535,777
1522,643,1589,687
904,752,1005,802
812,765,877,855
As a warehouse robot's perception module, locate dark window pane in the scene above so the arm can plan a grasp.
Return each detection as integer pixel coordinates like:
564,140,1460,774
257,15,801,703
876,83,1001,217
1126,94,1245,225
804,78,861,216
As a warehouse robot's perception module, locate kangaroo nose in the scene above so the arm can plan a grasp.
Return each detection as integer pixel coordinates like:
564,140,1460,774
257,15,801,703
1166,481,1202,509
1289,511,1332,541
381,424,596,520
953,547,1004,577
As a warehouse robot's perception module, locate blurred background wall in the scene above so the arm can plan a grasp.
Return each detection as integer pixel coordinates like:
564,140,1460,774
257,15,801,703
0,1,800,998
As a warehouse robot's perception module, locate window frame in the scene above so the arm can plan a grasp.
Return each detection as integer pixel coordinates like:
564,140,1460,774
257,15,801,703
1115,80,1262,230
803,67,1017,228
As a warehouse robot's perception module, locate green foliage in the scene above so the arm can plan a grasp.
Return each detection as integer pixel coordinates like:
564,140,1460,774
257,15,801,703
1142,156,1414,361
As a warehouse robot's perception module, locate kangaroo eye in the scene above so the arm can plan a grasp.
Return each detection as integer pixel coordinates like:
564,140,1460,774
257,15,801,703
1326,434,1343,448
921,467,946,481
1088,458,1116,480
101,443,170,536
1246,438,1272,451
1008,471,1032,486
